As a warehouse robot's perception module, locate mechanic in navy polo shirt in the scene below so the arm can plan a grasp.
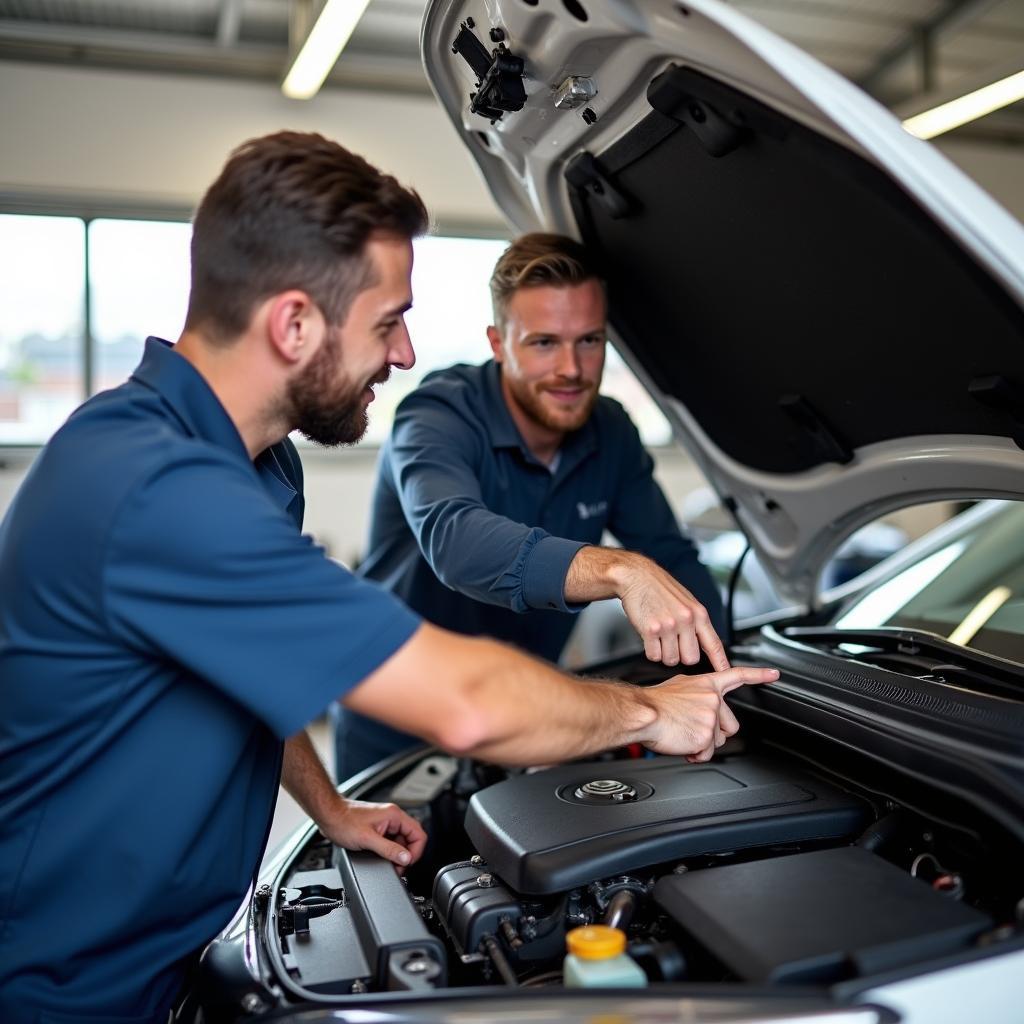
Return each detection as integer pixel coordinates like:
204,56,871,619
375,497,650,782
0,134,776,1024
333,233,727,781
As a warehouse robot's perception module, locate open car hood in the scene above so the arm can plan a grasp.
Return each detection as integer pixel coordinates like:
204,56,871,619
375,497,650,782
421,0,1024,607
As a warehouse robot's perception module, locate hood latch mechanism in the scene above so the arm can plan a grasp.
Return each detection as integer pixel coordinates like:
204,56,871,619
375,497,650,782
452,21,526,122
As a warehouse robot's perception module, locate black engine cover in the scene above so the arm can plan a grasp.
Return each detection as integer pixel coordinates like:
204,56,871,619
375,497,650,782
653,846,991,982
466,755,869,895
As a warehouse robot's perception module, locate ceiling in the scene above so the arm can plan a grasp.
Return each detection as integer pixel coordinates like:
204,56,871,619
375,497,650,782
0,0,1021,144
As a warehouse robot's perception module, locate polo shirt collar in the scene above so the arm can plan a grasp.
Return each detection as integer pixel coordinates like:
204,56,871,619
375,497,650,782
132,338,302,521
132,337,251,464
482,359,599,472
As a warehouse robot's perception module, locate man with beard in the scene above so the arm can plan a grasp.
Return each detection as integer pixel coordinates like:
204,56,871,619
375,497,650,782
0,137,777,1023
334,233,727,780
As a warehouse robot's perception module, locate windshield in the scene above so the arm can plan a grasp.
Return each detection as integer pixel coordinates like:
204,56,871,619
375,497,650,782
832,501,1024,666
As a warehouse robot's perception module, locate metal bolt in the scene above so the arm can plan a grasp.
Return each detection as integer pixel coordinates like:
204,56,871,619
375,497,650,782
554,76,597,110
240,992,268,1014
490,27,505,42
470,854,484,866
477,873,495,888
351,979,368,993
403,955,442,981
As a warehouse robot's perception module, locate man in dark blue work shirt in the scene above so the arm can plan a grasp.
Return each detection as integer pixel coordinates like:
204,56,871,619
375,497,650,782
0,135,777,1023
334,233,727,780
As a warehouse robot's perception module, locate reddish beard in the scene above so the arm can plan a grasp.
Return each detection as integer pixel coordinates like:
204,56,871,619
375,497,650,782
506,376,598,433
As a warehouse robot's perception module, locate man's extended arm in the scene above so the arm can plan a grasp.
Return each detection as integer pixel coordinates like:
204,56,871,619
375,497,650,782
387,392,728,668
343,622,777,766
385,391,585,614
281,731,426,868
569,406,726,669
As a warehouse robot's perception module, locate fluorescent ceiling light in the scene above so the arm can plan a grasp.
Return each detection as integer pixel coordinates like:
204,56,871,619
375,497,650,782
947,585,1012,647
902,69,1024,140
282,0,373,100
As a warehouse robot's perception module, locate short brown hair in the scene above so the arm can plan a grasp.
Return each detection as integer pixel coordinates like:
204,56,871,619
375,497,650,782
489,232,603,328
185,131,429,342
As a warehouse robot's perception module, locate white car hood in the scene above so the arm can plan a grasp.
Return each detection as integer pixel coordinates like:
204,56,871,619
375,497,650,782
421,0,1024,607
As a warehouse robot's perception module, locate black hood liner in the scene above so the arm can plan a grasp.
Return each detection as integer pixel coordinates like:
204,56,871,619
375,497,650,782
568,66,1024,475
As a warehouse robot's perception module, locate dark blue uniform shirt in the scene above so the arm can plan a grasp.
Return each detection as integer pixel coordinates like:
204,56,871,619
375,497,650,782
334,360,722,778
0,338,420,1023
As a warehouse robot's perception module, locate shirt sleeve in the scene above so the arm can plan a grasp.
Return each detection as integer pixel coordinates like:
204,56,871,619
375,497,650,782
605,409,726,634
386,391,586,614
102,450,421,740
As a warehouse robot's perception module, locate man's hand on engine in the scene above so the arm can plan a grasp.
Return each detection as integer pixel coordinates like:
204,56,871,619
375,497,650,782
316,798,427,873
615,554,729,670
564,547,729,671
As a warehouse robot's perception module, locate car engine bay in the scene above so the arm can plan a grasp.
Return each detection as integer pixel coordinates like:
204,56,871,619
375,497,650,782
211,640,1024,1017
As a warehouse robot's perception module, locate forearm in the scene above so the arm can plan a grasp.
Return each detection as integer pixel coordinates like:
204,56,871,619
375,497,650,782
281,730,343,824
449,639,660,764
563,544,642,603
283,731,428,868
343,624,658,766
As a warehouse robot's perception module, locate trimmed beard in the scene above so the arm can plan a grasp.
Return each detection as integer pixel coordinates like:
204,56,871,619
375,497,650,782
503,373,598,434
287,328,373,447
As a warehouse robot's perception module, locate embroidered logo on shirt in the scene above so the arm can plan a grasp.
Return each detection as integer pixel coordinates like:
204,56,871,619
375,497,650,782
576,500,608,520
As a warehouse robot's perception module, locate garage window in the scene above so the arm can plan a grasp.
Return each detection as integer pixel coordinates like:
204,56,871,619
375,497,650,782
0,215,86,444
0,216,670,446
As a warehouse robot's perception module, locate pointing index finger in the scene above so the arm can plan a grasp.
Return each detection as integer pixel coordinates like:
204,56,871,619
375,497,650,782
715,666,780,694
697,620,731,672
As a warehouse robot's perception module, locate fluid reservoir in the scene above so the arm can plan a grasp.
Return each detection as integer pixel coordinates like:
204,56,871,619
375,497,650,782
563,925,647,988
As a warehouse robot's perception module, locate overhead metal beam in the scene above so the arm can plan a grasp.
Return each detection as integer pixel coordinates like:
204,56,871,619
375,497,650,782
0,19,282,73
858,0,1005,96
0,19,429,96
216,0,245,48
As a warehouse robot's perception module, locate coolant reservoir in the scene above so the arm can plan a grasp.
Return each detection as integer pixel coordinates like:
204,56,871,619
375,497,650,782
563,925,647,988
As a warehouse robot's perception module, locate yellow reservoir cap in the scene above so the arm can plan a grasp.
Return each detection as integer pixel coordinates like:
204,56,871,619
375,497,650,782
566,925,627,960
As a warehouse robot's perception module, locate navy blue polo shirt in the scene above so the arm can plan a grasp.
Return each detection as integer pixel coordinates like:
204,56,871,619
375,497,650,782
0,338,420,1023
335,360,722,777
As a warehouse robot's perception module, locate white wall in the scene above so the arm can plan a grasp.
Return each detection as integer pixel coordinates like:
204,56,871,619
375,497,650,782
0,61,501,227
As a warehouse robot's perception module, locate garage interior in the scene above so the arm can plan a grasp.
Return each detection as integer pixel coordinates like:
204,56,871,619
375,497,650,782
2,0,1023,846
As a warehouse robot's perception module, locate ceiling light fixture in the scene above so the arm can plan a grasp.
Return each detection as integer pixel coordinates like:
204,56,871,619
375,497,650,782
282,0,373,100
902,69,1024,140
947,585,1012,647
